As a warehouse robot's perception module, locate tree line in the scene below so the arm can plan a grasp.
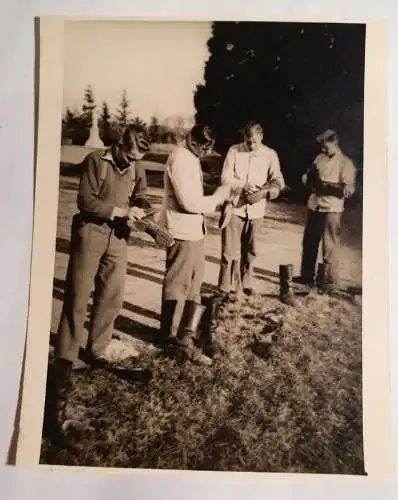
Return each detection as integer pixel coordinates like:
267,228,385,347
62,86,178,146
194,21,365,200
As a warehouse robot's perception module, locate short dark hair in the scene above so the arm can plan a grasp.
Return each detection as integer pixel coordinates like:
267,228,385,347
189,124,214,145
243,121,263,137
122,123,151,153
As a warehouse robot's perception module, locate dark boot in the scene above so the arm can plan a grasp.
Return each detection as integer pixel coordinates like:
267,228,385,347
158,300,179,346
45,358,72,443
177,301,212,366
279,264,296,306
200,294,224,358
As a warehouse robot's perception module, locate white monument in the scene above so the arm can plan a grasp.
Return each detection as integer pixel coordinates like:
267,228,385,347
85,107,104,148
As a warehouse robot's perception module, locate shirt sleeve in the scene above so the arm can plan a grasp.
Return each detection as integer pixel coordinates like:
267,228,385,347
77,154,115,219
167,150,220,214
220,147,237,186
130,161,152,209
267,150,286,190
341,157,357,197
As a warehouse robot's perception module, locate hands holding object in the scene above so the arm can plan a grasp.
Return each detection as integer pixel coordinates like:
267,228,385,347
126,207,176,249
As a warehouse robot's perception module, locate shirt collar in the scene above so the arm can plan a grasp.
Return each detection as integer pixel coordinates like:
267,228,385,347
101,147,135,174
101,148,115,165
324,149,343,160
240,142,266,155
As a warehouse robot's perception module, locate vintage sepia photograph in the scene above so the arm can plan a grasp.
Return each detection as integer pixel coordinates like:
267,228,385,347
32,19,367,473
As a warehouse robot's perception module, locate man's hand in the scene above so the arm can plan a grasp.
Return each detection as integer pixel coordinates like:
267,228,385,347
128,206,146,221
245,188,267,205
343,185,355,199
214,184,233,205
110,207,129,220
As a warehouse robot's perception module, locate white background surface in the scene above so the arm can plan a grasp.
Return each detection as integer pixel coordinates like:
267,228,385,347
0,1,397,498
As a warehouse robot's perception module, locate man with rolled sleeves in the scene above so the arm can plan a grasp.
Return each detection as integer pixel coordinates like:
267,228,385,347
218,121,285,297
158,125,232,364
297,129,357,293
50,124,152,436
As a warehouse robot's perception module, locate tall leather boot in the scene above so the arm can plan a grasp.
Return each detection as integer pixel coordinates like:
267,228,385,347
158,300,178,346
45,358,72,443
279,264,296,306
177,301,213,366
200,293,225,358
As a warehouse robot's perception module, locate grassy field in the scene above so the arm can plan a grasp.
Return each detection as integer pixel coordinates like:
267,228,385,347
40,163,364,474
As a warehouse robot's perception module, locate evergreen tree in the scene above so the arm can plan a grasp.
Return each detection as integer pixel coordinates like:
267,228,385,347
149,115,160,142
61,107,76,141
131,115,146,129
194,22,365,192
81,84,96,129
116,90,131,130
99,101,115,146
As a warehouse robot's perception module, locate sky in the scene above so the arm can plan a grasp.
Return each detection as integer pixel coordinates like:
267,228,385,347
62,21,212,124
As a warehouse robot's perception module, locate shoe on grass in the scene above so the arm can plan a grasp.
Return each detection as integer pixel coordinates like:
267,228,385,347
91,338,140,367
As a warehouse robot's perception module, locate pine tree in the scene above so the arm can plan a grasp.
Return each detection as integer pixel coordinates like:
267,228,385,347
194,22,365,189
81,84,96,129
61,107,76,140
99,101,115,145
116,90,131,130
149,115,160,143
131,115,147,129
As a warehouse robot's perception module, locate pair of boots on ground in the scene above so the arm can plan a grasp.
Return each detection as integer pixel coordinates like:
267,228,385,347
162,294,224,366
279,262,337,306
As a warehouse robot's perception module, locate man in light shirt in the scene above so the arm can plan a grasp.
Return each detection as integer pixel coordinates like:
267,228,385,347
298,129,356,293
158,125,232,364
218,121,285,297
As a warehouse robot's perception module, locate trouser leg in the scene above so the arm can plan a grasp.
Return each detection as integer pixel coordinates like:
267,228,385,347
241,217,262,290
161,239,203,339
55,217,105,363
300,209,325,283
86,228,127,358
322,212,342,286
218,214,244,293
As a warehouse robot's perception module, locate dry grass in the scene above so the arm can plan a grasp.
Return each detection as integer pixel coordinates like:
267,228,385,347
41,173,364,474
41,285,363,474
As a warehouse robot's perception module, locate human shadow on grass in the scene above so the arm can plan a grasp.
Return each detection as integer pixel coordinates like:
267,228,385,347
56,235,161,257
52,279,159,344
55,235,281,287
126,263,164,286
